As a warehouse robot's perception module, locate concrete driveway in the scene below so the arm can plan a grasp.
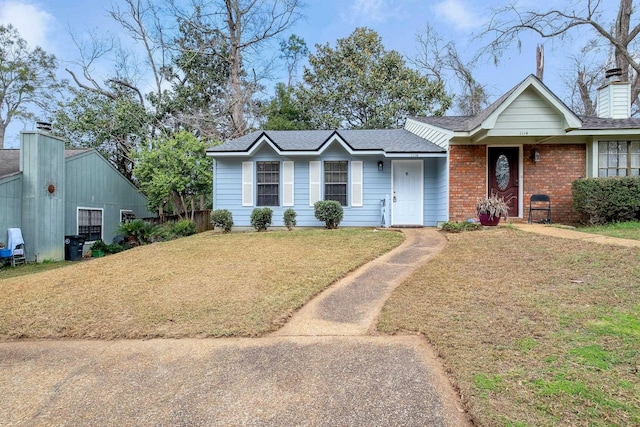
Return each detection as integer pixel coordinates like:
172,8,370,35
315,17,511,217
0,229,470,426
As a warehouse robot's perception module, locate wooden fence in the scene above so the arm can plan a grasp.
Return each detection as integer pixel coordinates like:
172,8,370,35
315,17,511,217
144,210,213,233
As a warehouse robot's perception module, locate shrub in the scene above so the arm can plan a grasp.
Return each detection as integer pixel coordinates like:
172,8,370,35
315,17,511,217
440,221,482,233
116,219,160,245
314,200,344,229
283,208,297,231
573,177,640,225
211,209,233,232
250,207,273,231
170,219,197,237
90,239,109,252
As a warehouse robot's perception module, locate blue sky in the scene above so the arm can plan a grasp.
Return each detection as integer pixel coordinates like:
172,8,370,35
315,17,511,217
0,0,593,147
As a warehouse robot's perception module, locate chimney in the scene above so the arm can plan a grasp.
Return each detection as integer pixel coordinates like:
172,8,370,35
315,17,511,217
597,68,631,119
36,121,52,132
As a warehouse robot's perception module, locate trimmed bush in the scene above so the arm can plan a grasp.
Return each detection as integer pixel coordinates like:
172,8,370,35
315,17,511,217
250,207,273,231
314,200,344,229
572,177,640,225
283,208,297,231
211,209,234,232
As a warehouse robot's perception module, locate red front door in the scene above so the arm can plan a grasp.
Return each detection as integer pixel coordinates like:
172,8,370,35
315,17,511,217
488,147,519,217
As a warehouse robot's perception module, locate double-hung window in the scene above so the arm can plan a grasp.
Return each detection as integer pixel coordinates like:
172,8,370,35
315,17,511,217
324,161,348,206
598,141,640,177
257,161,280,206
78,208,103,241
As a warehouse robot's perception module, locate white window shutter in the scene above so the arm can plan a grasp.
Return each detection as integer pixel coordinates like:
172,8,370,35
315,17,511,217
242,161,253,206
283,161,294,206
351,161,363,207
309,161,321,206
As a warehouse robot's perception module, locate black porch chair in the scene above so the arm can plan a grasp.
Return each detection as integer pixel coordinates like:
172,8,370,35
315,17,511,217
528,194,551,224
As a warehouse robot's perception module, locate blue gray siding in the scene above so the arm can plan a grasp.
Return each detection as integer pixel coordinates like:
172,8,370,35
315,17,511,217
213,144,448,227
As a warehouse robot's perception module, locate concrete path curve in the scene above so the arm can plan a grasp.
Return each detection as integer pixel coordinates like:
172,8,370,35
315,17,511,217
0,229,471,426
513,223,640,247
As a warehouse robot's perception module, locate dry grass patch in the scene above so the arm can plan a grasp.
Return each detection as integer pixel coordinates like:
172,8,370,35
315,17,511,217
379,228,640,427
0,228,402,340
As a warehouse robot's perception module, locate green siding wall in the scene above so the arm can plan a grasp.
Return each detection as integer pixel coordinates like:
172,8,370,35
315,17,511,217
64,151,153,246
20,132,65,262
0,175,22,245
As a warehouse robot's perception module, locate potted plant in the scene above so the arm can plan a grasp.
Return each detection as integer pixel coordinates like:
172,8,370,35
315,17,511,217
476,194,510,226
90,240,108,258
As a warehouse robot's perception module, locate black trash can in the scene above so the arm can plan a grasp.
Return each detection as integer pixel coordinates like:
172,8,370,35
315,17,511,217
64,235,85,261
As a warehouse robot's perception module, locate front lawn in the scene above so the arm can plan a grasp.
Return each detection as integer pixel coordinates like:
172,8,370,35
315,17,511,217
0,229,403,339
379,227,640,427
578,220,640,240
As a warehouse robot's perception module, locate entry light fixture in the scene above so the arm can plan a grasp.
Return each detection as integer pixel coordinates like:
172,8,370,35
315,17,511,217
377,160,384,171
532,149,541,163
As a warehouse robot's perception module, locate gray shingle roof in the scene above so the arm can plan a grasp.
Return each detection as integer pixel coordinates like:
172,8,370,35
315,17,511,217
208,129,445,154
0,148,91,178
579,116,640,130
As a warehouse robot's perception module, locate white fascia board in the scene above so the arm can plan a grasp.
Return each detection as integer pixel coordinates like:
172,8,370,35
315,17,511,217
568,128,640,137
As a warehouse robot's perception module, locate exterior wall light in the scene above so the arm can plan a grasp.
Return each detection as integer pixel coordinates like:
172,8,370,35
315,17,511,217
532,149,541,163
377,160,384,171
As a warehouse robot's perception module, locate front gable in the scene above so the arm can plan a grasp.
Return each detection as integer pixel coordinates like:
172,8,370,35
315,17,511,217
474,76,582,141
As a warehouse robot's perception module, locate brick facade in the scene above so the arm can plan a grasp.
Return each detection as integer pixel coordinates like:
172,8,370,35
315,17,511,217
449,144,586,224
449,145,487,221
522,144,585,224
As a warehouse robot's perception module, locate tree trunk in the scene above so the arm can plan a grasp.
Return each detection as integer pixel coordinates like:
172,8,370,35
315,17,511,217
0,123,5,149
225,0,246,138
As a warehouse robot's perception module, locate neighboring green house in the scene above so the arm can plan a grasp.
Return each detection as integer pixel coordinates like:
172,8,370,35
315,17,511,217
0,128,153,262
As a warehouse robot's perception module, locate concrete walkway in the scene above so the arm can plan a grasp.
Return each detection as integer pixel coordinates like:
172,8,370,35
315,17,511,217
0,229,471,426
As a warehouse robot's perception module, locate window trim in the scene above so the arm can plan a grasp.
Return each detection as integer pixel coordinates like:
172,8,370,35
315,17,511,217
598,140,640,177
256,161,280,206
120,209,135,223
324,160,349,206
77,207,103,242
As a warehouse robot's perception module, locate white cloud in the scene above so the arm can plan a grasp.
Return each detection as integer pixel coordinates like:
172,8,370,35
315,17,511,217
432,0,480,31
0,1,55,49
342,0,392,25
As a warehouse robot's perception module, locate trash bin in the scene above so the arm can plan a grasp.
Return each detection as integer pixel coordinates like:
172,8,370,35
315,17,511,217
64,235,85,261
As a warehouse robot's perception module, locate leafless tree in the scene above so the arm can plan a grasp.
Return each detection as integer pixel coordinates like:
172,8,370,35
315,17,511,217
414,24,488,116
171,0,302,138
481,0,640,113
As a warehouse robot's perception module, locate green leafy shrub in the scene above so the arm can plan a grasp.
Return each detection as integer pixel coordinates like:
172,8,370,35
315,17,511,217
169,219,197,237
314,200,344,229
90,240,109,252
116,219,160,245
250,207,273,231
283,208,297,231
106,242,126,253
572,177,640,225
211,209,233,232
440,221,482,233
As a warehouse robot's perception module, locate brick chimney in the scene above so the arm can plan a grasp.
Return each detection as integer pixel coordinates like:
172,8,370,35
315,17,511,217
597,68,631,119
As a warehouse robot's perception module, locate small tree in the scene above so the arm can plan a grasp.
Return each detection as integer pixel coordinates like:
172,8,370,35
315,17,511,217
134,131,213,219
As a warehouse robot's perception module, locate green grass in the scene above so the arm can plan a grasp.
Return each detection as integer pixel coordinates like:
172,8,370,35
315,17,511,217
578,220,640,240
379,228,640,426
0,260,72,280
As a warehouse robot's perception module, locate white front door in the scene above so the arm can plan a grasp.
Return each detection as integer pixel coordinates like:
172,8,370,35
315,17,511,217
392,160,423,226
